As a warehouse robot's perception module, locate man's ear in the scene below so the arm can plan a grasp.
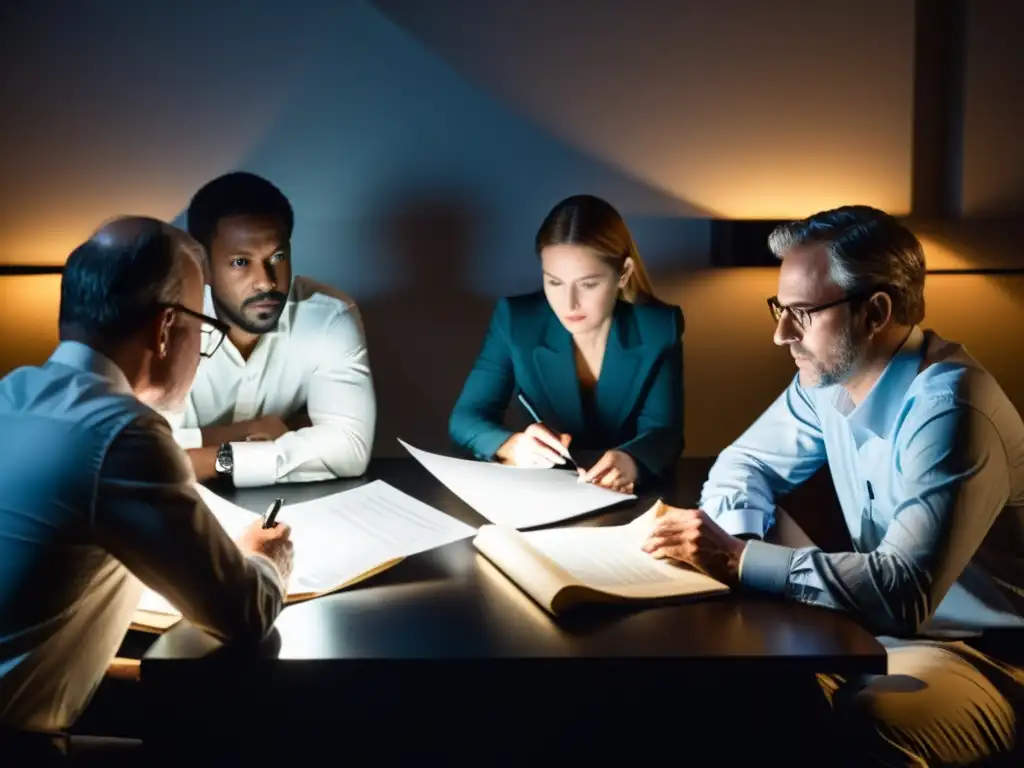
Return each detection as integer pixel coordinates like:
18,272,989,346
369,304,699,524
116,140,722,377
864,291,893,337
155,308,176,359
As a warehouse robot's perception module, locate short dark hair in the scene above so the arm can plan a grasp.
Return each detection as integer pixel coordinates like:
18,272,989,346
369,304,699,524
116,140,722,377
59,217,186,343
768,205,926,325
186,171,294,253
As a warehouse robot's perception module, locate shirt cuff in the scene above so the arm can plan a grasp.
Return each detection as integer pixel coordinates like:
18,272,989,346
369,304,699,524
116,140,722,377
737,540,794,595
230,440,282,488
702,505,767,538
172,427,204,450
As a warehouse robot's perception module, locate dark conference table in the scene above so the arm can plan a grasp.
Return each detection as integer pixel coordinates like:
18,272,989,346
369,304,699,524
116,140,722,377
141,456,884,763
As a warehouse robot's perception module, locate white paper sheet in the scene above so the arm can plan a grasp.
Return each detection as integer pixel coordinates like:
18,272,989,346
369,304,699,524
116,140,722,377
137,480,476,615
279,480,476,594
399,439,635,529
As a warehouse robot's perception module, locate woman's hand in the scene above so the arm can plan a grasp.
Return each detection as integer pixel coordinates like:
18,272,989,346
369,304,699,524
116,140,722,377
496,424,573,468
579,450,637,493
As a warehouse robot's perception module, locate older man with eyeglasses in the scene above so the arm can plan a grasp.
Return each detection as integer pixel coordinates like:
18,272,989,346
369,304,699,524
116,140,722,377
0,217,293,765
643,206,1024,766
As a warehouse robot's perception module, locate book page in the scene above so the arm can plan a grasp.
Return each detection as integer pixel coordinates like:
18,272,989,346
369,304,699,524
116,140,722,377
520,524,729,599
136,480,476,616
473,525,574,613
399,438,635,529
523,527,681,587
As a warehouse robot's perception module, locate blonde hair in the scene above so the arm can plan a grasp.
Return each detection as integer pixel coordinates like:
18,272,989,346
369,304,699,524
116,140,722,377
535,195,655,302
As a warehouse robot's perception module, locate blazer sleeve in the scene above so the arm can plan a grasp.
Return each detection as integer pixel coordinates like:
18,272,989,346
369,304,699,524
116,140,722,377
448,298,517,460
615,305,685,481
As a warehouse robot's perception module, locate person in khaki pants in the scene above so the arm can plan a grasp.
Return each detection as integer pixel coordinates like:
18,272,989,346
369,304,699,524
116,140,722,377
642,205,1024,766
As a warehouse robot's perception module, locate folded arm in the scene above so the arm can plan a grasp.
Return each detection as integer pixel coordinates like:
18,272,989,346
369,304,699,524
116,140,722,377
228,306,377,487
92,413,284,643
740,402,1011,636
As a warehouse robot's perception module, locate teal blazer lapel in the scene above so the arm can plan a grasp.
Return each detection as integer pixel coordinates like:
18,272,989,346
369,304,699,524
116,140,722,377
531,314,584,436
595,302,646,430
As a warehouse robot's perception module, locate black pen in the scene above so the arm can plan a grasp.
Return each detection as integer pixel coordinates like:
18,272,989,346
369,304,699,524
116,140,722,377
516,392,581,473
262,498,285,529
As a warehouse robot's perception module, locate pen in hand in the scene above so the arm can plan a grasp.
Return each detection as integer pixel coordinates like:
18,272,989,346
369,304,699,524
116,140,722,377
262,498,285,529
516,392,582,475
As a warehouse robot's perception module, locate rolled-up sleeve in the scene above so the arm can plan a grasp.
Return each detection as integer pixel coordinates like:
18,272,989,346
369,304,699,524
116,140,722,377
91,412,284,642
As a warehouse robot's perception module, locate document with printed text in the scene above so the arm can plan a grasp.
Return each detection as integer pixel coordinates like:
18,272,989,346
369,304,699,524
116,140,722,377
134,480,476,630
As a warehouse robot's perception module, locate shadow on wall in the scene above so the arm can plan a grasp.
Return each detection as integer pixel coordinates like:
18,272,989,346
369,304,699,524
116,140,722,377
360,192,496,457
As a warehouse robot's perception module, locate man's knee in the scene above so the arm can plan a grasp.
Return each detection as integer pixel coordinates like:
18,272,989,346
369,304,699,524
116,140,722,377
829,661,1018,767
829,682,931,766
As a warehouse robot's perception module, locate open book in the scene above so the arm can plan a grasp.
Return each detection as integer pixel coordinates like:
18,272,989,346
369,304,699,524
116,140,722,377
473,503,729,616
132,480,476,631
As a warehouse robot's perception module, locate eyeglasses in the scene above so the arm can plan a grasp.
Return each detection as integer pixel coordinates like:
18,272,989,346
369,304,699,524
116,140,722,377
160,303,230,358
767,288,885,329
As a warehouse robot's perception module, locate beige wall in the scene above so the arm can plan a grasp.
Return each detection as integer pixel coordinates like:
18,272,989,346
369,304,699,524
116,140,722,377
5,268,1020,459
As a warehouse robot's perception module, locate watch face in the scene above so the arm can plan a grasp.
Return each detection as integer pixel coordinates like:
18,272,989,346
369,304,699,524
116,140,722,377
216,444,233,474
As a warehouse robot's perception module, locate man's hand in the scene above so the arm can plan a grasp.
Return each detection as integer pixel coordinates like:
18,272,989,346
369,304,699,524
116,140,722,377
241,415,289,442
641,501,746,586
579,450,637,494
237,519,294,583
200,415,290,447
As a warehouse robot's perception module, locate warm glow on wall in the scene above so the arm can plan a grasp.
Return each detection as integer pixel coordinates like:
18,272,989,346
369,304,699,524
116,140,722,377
916,235,976,272
3,173,247,267
693,163,911,221
0,275,61,373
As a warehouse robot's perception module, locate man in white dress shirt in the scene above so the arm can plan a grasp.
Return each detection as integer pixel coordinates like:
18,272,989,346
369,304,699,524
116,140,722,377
0,217,293,765
165,171,376,488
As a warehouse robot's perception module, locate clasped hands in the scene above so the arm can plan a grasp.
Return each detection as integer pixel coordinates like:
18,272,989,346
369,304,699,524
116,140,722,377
496,423,637,493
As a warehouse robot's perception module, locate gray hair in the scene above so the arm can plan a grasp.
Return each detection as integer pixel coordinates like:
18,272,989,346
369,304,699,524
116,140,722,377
767,205,926,325
59,216,199,343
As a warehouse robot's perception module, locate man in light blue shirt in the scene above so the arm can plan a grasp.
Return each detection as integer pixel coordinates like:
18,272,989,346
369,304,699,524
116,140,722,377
643,206,1024,766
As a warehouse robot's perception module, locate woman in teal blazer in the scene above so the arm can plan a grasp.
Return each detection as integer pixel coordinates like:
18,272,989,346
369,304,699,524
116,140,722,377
449,195,684,493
